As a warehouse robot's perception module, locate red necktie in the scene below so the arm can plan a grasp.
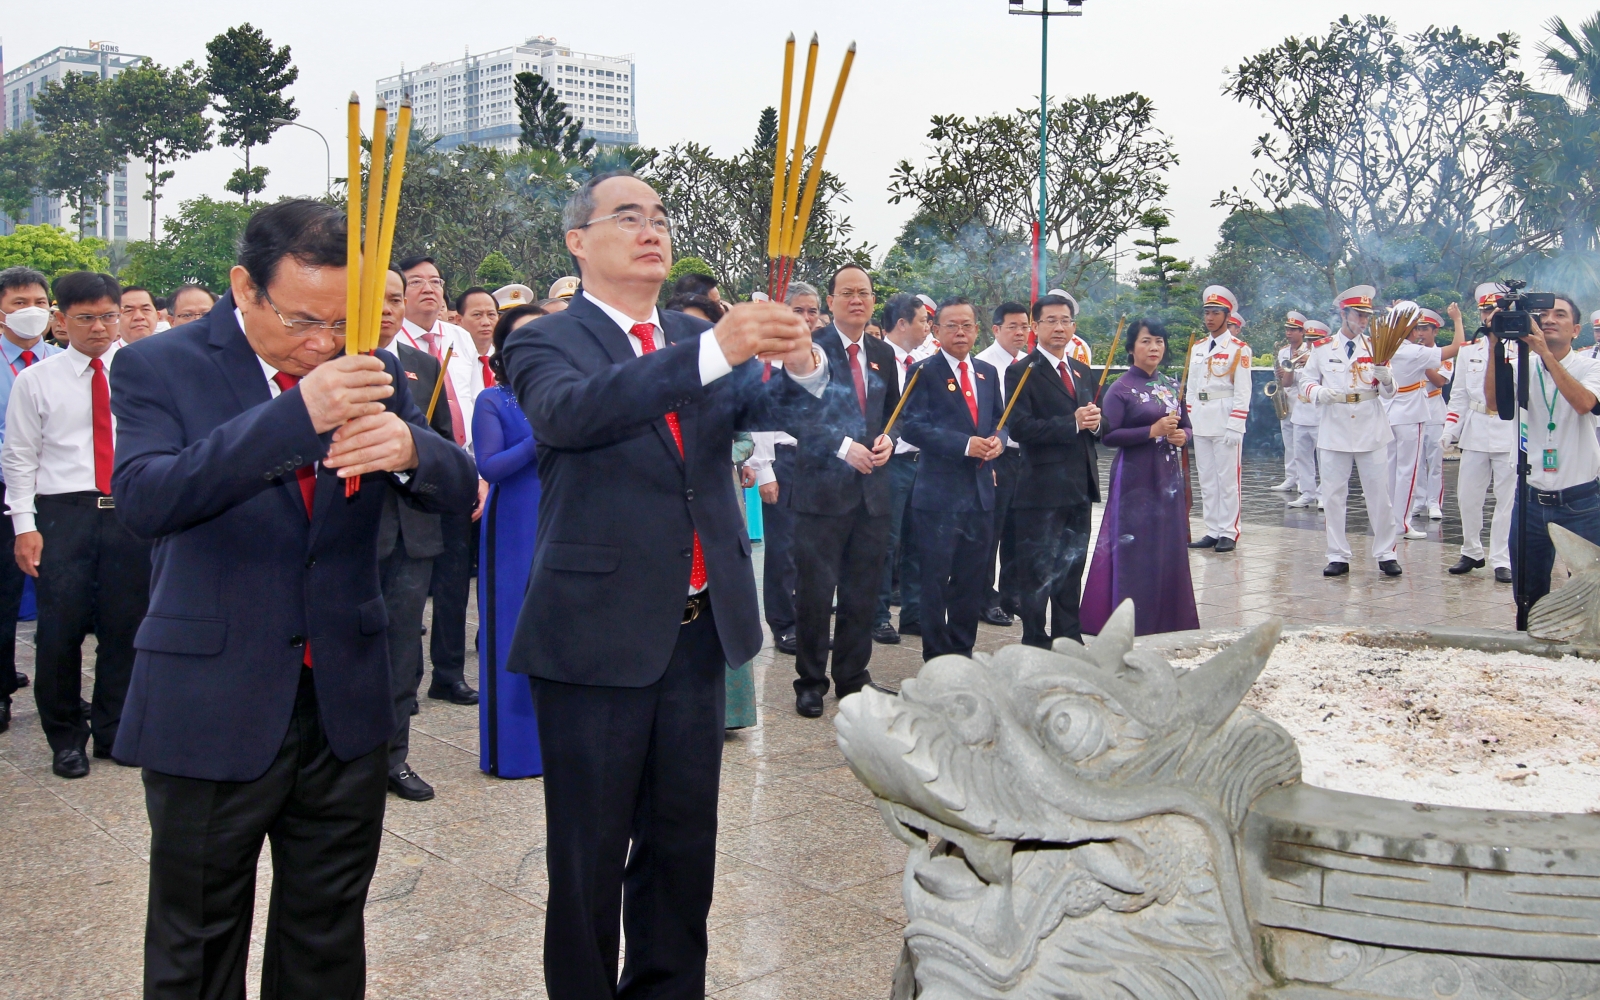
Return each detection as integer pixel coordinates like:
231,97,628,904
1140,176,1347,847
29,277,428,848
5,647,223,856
1059,360,1077,400
633,323,707,590
19,350,35,368
958,360,979,426
846,342,867,415
479,355,496,388
272,372,316,518
88,357,113,495
421,330,467,446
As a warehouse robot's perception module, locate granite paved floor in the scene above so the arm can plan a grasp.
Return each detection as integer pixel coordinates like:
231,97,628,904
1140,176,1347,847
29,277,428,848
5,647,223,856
0,453,1538,999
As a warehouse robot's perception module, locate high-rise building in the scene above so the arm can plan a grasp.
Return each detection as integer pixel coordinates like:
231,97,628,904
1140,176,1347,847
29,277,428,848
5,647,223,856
377,36,637,154
2,42,149,239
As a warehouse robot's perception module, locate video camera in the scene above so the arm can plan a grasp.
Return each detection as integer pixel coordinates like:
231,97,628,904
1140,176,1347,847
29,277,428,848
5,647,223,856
1491,279,1558,339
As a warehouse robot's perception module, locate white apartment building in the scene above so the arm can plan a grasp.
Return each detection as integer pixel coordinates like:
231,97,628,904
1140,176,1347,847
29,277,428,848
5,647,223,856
377,36,638,154
2,42,148,239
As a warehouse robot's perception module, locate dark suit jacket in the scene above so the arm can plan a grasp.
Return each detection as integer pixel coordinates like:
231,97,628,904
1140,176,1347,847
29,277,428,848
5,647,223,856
901,352,1004,512
786,326,900,517
377,343,457,560
108,293,479,781
1006,349,1102,510
500,294,817,688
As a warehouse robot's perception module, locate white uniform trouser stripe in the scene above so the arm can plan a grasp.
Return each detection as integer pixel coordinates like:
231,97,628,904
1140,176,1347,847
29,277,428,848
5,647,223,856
1194,434,1241,542
1457,449,1514,568
1319,447,1397,564
1291,424,1320,502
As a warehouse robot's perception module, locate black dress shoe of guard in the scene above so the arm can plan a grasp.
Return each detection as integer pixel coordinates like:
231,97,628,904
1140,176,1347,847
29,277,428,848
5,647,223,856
1495,566,1513,584
774,629,798,655
1323,561,1350,577
1214,537,1237,553
796,689,824,718
427,680,479,705
14,670,27,688
388,767,435,801
872,622,901,645
52,747,89,779
1379,560,1403,577
897,619,921,636
980,606,1013,627
1448,556,1485,575
1188,535,1218,549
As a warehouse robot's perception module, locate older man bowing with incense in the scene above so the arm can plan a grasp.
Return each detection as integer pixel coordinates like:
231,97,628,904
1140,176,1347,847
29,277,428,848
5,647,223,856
500,171,828,1000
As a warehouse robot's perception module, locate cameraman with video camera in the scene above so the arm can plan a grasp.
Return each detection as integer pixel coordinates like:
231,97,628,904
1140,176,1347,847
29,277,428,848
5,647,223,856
1483,291,1600,611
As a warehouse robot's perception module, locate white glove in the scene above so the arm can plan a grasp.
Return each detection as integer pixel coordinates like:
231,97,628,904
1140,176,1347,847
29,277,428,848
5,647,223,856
1222,429,1243,450
1314,385,1341,406
1373,365,1393,387
1440,431,1458,451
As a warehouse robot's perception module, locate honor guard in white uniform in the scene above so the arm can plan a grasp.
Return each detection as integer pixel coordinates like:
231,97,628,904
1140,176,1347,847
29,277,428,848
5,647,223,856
1045,289,1092,365
1383,300,1463,540
1186,286,1252,553
1443,285,1515,581
1286,318,1325,508
1272,311,1310,493
1417,308,1452,522
1298,285,1402,576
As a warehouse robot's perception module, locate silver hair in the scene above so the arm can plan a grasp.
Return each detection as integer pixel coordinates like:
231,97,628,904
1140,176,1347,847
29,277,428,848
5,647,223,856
561,170,637,233
785,281,820,304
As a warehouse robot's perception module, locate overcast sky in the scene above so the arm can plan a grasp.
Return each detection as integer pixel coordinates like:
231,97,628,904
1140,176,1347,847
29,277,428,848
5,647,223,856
6,1,1597,270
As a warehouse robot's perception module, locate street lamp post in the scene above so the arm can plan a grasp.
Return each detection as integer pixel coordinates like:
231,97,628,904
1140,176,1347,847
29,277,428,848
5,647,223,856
272,118,331,198
1008,0,1083,304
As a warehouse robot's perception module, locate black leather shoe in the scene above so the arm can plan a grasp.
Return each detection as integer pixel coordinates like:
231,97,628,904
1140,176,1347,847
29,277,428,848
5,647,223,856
427,680,479,706
1379,560,1403,577
1000,596,1021,618
1448,556,1485,575
980,606,1012,626
872,622,901,645
1323,561,1350,577
1214,537,1237,553
0,698,9,734
1188,535,1218,549
1495,566,1513,584
774,629,797,655
52,748,89,779
388,767,435,801
14,670,27,689
796,689,824,718
410,701,419,716
92,745,113,759
897,619,921,636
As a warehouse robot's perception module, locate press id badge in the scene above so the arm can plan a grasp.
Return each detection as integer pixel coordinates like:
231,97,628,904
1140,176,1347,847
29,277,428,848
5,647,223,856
1544,448,1560,472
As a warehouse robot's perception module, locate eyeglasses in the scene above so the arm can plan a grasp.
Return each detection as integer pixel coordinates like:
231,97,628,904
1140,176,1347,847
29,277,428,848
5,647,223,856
1037,316,1074,327
405,277,445,290
263,290,346,336
67,311,121,326
577,211,673,237
833,290,873,301
173,311,208,322
940,322,977,334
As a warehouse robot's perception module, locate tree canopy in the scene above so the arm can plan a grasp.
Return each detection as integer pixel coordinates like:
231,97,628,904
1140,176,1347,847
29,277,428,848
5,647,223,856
205,23,298,203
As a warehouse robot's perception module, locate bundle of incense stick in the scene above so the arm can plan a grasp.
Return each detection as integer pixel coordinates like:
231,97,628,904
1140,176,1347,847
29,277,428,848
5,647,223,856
343,92,412,495
1368,302,1420,366
767,34,856,302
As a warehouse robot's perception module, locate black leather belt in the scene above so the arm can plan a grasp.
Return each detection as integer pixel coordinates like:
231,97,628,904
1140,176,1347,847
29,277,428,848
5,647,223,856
38,491,114,509
1528,481,1600,506
684,591,711,624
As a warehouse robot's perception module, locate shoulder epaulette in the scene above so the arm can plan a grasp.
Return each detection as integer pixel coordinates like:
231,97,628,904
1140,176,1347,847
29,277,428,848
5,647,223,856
1311,337,1332,348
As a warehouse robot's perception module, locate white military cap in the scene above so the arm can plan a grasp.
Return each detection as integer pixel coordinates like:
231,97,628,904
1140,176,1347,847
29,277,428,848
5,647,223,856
1201,285,1238,314
493,283,536,310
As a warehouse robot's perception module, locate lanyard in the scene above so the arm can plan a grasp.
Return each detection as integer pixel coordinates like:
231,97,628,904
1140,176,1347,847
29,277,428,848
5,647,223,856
1536,358,1560,433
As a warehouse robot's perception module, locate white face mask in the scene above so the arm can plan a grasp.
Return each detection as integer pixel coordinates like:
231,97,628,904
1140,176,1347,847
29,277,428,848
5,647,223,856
2,307,50,341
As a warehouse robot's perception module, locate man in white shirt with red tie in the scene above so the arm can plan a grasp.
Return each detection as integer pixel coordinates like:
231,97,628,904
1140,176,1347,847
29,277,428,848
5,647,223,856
2,271,150,779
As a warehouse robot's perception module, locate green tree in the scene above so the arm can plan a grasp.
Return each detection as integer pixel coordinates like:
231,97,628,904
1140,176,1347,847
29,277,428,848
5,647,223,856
514,71,593,160
475,250,518,286
31,72,122,236
1132,210,1191,311
103,60,214,241
119,196,253,293
205,23,298,203
0,122,48,225
666,256,716,291
753,107,778,151
0,224,107,274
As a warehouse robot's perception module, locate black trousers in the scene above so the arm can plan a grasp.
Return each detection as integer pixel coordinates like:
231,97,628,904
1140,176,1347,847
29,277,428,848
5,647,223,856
761,445,797,635
0,516,24,703
427,510,472,689
381,546,434,771
534,604,725,1000
984,449,1024,610
1016,502,1093,648
142,668,388,1000
793,505,889,698
915,508,994,661
33,493,150,753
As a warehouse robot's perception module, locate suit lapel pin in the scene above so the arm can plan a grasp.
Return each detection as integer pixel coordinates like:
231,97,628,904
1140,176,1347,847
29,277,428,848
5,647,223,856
406,371,419,380
976,372,986,380
947,381,958,391
869,362,880,370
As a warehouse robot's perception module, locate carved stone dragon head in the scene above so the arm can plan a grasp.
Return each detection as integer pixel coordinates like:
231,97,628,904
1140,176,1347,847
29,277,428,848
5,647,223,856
835,602,1299,999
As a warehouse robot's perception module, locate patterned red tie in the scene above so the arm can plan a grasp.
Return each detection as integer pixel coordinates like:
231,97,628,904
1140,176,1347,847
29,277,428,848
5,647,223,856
846,342,867,414
958,360,979,426
421,331,467,445
1059,360,1077,400
272,372,317,518
633,323,707,590
479,355,496,388
88,357,114,495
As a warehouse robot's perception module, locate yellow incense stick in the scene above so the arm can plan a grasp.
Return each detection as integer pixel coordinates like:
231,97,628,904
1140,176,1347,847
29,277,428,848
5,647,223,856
777,34,819,260
345,94,362,356
767,35,795,261
1095,315,1126,399
881,366,921,438
369,99,412,353
787,42,856,260
359,107,389,354
995,359,1034,434
425,346,453,424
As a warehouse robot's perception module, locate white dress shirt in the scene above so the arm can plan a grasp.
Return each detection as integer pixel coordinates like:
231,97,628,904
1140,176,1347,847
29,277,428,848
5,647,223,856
888,336,939,454
977,341,1026,447
2,343,120,533
835,327,876,460
398,316,478,447
1520,349,1600,491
